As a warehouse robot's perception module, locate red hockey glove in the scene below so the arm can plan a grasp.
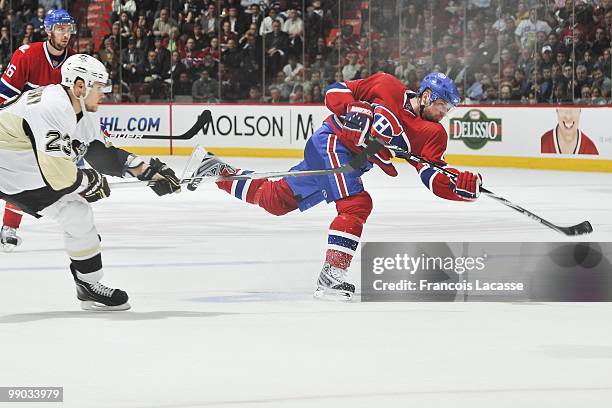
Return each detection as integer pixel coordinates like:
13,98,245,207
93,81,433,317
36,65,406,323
341,101,373,147
451,171,482,200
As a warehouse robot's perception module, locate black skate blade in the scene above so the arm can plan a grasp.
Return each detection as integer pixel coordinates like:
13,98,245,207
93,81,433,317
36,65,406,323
80,301,131,311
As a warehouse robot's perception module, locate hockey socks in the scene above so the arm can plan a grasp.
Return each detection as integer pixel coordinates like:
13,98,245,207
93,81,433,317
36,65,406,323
325,192,373,270
3,202,24,229
217,174,298,216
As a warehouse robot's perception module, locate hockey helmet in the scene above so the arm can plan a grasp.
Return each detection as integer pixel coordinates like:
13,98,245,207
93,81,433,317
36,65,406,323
61,54,111,93
44,9,76,34
418,72,461,108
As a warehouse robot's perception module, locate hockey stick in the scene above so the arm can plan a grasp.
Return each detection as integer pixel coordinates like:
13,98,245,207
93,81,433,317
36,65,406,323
142,110,212,140
110,139,384,189
383,143,593,236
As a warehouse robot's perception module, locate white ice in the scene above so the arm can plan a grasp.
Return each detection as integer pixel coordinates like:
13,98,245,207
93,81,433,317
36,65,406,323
1,157,612,408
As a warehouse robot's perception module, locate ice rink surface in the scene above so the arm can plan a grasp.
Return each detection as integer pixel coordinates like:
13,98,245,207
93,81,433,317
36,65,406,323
1,156,612,408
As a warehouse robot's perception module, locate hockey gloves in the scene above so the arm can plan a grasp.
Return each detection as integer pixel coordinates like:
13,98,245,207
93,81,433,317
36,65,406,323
342,101,373,147
79,168,110,203
138,158,181,196
451,171,482,200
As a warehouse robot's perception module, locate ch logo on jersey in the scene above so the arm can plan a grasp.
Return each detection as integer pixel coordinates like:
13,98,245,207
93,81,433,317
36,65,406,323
372,106,403,143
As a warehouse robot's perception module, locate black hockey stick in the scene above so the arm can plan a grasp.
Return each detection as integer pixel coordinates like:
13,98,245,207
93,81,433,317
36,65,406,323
383,143,593,236
142,110,212,140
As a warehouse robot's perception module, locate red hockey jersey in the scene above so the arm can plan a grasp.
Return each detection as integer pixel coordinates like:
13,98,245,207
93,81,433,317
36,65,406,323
324,72,469,202
0,42,75,103
540,127,599,155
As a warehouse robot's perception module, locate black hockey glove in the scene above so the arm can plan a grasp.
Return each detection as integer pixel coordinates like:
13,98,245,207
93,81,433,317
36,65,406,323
137,158,181,196
79,168,110,203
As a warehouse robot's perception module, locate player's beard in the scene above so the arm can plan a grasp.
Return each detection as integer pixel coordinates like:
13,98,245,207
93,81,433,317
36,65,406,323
48,33,69,54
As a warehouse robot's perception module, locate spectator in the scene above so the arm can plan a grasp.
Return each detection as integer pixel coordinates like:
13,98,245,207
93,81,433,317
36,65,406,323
499,83,513,104
539,66,553,102
118,11,133,45
152,36,171,75
282,54,304,86
247,4,264,32
576,85,591,105
274,71,292,100
165,27,183,54
121,37,145,84
590,86,608,104
573,65,591,99
201,3,220,38
133,27,152,54
222,38,242,77
181,37,205,78
260,7,283,36
142,50,167,99
192,69,219,102
101,22,121,52
591,67,612,97
223,7,246,35
191,24,208,50
341,51,362,81
309,83,324,103
152,7,178,38
173,71,193,96
113,0,137,19
220,21,238,51
240,32,262,88
515,7,551,50
30,7,45,42
243,85,263,103
265,19,290,78
289,84,304,103
168,50,187,85
551,82,570,104
267,86,282,103
203,37,221,62
99,38,120,73
201,53,219,79
540,45,553,71
219,63,242,101
443,52,462,81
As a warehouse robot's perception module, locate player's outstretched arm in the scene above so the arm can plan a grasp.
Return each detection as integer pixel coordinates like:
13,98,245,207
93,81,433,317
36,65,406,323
411,132,482,202
83,140,181,196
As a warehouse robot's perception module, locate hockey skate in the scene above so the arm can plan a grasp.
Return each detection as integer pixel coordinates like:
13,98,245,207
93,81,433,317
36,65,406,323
71,265,130,311
1,225,22,252
187,150,236,191
314,262,355,301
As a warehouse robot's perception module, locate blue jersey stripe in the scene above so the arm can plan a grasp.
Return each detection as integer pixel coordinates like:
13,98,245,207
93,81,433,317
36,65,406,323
328,234,359,251
324,82,348,94
233,171,254,199
0,81,19,99
419,167,436,190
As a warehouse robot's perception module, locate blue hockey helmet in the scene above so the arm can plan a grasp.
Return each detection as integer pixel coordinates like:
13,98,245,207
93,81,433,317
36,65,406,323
418,72,461,108
44,9,76,34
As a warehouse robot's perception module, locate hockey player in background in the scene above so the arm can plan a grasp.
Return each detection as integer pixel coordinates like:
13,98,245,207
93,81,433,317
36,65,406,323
188,72,482,301
0,9,77,250
0,54,181,310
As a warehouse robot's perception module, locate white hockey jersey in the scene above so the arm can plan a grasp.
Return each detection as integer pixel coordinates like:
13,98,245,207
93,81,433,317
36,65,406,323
0,84,84,212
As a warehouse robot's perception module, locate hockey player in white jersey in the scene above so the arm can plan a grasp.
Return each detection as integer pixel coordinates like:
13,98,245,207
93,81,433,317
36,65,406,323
0,54,181,310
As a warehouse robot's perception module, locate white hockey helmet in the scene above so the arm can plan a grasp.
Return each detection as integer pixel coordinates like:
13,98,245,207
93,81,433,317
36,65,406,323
61,54,111,94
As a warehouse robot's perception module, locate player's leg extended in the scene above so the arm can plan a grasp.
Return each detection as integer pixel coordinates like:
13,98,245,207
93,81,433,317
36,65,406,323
1,202,24,251
39,194,130,311
312,134,373,301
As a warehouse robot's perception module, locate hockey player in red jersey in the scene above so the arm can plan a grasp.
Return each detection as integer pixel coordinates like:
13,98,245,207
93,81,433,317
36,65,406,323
188,72,482,301
0,9,77,251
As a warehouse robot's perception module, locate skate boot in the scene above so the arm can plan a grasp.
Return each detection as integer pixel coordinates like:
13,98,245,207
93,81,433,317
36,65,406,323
1,225,22,252
314,262,355,301
187,150,236,191
71,265,131,311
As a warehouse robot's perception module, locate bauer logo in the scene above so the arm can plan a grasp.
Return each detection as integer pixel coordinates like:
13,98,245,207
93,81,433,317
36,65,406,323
449,109,502,150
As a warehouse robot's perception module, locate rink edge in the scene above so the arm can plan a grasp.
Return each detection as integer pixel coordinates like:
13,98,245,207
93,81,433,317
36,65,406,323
122,147,612,173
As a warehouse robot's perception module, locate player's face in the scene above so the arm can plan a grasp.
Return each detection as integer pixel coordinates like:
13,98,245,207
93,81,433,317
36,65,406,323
556,108,581,132
421,92,453,123
47,24,72,51
84,83,107,112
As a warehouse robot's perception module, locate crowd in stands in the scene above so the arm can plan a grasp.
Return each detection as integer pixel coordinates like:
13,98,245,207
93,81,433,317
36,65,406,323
0,0,611,105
